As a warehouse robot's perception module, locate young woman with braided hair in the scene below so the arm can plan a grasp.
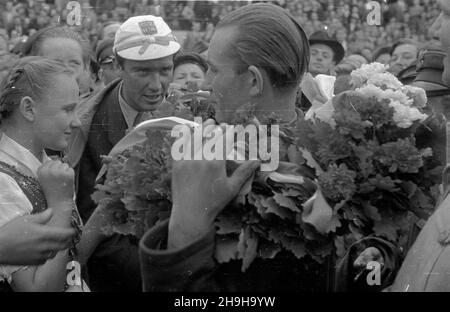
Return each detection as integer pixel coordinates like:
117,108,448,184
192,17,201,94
0,57,111,292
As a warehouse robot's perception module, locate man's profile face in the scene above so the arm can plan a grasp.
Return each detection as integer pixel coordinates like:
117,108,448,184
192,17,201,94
202,27,252,124
120,55,174,112
309,44,335,76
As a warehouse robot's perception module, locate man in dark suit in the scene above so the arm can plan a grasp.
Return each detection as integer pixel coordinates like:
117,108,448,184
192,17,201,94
65,15,181,292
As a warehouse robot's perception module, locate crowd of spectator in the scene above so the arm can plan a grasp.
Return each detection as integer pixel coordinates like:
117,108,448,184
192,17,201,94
0,0,442,66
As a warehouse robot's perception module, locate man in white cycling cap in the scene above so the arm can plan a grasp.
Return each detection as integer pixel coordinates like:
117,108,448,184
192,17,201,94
66,15,180,292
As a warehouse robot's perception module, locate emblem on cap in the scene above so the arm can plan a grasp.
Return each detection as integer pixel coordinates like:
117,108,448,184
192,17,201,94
139,21,157,36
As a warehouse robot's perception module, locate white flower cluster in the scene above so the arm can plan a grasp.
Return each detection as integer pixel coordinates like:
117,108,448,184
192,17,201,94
350,62,390,88
351,63,428,128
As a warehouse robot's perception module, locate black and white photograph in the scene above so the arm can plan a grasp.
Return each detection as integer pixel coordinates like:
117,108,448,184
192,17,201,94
0,0,449,301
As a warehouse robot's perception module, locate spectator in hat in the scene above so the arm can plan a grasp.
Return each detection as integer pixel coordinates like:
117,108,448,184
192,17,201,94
390,3,450,290
65,15,181,292
95,38,120,85
101,22,121,40
172,51,208,89
308,30,345,77
389,39,420,76
334,53,368,94
412,46,450,168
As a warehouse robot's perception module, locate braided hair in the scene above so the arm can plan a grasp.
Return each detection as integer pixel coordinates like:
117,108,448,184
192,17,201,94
0,56,73,122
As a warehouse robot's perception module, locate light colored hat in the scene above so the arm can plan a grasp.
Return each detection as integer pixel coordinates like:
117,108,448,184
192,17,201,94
113,15,180,61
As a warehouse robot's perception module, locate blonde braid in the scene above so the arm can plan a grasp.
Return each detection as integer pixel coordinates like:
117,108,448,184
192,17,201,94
0,67,26,120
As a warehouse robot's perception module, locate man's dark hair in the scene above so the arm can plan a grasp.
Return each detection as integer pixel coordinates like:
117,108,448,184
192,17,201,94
216,3,309,90
174,52,208,73
390,38,420,56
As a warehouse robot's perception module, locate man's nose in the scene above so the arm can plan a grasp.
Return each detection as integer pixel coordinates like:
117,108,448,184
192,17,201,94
71,114,82,129
147,73,162,91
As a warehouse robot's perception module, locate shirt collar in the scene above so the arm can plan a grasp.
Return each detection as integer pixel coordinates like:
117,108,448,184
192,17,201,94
118,81,140,129
0,132,49,177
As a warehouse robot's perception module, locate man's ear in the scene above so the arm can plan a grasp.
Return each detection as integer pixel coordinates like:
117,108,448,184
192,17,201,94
247,65,264,96
19,96,36,122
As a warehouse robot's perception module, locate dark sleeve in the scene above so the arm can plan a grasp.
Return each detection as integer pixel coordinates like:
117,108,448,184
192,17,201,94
87,234,142,292
139,219,219,292
334,236,402,292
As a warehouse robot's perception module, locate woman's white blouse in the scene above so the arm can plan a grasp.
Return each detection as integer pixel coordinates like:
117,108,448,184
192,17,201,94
0,132,50,283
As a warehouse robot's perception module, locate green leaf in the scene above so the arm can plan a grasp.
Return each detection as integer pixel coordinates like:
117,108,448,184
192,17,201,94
362,201,382,221
263,197,293,220
279,236,307,259
349,223,364,241
91,189,112,206
121,195,146,211
324,213,342,233
215,236,239,263
237,228,259,272
400,181,418,198
258,241,281,259
272,193,300,212
298,147,324,174
373,219,398,242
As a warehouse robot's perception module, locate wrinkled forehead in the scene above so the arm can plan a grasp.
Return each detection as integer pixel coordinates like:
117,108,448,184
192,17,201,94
310,44,334,55
393,44,418,55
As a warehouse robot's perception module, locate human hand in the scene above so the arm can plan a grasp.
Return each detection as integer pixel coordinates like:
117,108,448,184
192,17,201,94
353,247,384,269
168,124,260,248
0,209,75,265
37,159,75,207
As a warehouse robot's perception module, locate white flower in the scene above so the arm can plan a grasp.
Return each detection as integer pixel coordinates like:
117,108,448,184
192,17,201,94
401,85,427,108
366,72,403,90
356,85,412,106
350,62,389,88
389,100,428,128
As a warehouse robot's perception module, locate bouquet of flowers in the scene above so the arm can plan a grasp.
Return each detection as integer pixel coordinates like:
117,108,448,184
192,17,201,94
296,63,442,255
92,63,442,272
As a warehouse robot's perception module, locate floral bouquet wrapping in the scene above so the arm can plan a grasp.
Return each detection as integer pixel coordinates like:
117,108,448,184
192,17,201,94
92,63,442,272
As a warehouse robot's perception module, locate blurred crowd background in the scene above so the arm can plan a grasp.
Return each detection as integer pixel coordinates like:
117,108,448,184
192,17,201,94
0,0,440,55
0,0,442,90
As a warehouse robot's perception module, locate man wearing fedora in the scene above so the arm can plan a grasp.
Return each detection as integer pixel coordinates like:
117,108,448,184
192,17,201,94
65,15,181,292
412,45,450,169
308,30,345,77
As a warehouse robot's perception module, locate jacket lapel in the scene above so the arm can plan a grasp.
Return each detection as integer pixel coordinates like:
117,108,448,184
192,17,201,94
64,79,122,167
105,85,127,146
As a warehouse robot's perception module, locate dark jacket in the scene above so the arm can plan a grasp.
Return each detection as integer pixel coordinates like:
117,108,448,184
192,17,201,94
139,220,332,292
66,79,142,292
390,186,450,292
